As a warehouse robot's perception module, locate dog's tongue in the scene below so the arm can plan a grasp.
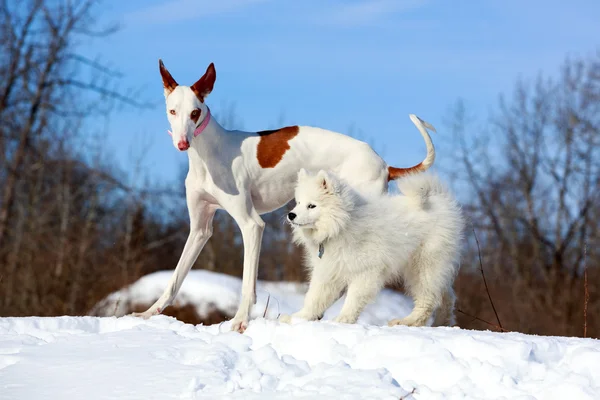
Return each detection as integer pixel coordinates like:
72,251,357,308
167,130,172,137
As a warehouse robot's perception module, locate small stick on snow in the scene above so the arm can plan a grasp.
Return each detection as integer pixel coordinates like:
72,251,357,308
473,226,503,331
263,294,271,318
271,295,281,319
583,242,589,338
457,308,509,332
112,298,121,317
399,388,417,399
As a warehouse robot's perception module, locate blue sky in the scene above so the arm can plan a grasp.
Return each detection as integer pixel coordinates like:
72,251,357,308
82,0,600,186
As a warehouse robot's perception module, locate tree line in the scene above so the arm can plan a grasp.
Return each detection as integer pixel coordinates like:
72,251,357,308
0,0,597,338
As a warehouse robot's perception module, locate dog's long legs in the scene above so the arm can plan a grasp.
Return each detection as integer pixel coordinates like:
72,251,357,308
227,201,265,333
131,196,216,319
333,274,383,324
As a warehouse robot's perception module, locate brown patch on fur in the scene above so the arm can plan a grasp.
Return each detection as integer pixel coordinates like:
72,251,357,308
256,126,299,168
159,59,178,95
190,109,201,124
191,63,216,103
387,162,425,181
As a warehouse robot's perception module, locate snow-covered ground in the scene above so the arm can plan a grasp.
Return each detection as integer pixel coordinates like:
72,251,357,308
2,270,599,399
1,315,599,399
90,270,416,326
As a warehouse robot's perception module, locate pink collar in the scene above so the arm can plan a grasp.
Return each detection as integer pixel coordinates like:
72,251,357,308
194,107,211,137
167,107,211,138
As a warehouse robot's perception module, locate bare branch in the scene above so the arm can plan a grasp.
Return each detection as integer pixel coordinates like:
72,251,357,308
583,243,589,338
457,309,510,332
473,227,503,330
64,53,124,78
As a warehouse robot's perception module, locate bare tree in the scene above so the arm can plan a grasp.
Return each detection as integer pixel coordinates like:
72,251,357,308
0,0,147,246
448,53,600,337
0,0,154,315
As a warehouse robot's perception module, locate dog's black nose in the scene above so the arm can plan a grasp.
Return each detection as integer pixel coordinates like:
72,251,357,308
288,212,297,221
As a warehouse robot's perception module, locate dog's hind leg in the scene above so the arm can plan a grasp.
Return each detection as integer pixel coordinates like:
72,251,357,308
388,253,440,327
388,296,436,327
333,274,383,324
389,240,457,327
432,288,456,327
388,270,441,327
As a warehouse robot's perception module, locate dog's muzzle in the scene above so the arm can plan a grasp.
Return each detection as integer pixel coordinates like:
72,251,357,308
177,140,190,151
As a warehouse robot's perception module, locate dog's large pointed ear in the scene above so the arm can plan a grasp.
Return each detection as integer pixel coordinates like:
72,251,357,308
191,63,216,103
159,59,178,97
297,168,308,181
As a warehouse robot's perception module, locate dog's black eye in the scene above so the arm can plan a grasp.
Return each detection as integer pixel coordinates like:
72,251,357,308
307,204,316,209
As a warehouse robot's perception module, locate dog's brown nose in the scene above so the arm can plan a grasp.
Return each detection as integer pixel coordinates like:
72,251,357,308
178,140,190,151
288,212,296,221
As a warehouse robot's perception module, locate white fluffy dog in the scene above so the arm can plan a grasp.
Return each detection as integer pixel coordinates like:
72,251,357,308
280,169,464,327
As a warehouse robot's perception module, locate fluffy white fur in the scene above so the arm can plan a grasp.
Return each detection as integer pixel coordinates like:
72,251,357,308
281,169,464,326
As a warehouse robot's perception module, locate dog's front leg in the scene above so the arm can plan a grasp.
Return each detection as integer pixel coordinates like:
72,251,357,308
131,196,217,319
280,273,344,323
227,203,265,333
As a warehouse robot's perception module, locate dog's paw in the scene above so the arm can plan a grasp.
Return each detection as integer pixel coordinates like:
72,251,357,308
279,314,293,324
230,316,249,333
279,312,316,324
387,318,404,327
333,314,358,324
388,317,426,327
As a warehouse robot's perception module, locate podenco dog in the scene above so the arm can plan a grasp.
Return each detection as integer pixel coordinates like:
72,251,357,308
131,60,436,333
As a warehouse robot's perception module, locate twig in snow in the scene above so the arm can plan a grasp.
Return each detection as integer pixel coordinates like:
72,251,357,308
583,242,589,338
400,388,417,399
263,294,271,318
473,226,503,331
112,297,121,317
457,308,509,332
272,296,281,319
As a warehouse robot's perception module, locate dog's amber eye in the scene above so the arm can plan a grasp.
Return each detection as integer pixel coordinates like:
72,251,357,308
307,204,316,209
191,109,200,118
169,109,176,115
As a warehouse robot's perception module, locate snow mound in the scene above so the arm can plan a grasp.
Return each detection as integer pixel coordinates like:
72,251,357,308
91,269,416,326
0,316,599,399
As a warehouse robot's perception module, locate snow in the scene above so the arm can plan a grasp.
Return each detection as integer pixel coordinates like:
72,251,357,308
1,315,599,399
90,270,416,326
3,271,600,398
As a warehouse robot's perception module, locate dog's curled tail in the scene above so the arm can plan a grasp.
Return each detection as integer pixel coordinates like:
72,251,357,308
396,173,448,208
387,114,436,181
